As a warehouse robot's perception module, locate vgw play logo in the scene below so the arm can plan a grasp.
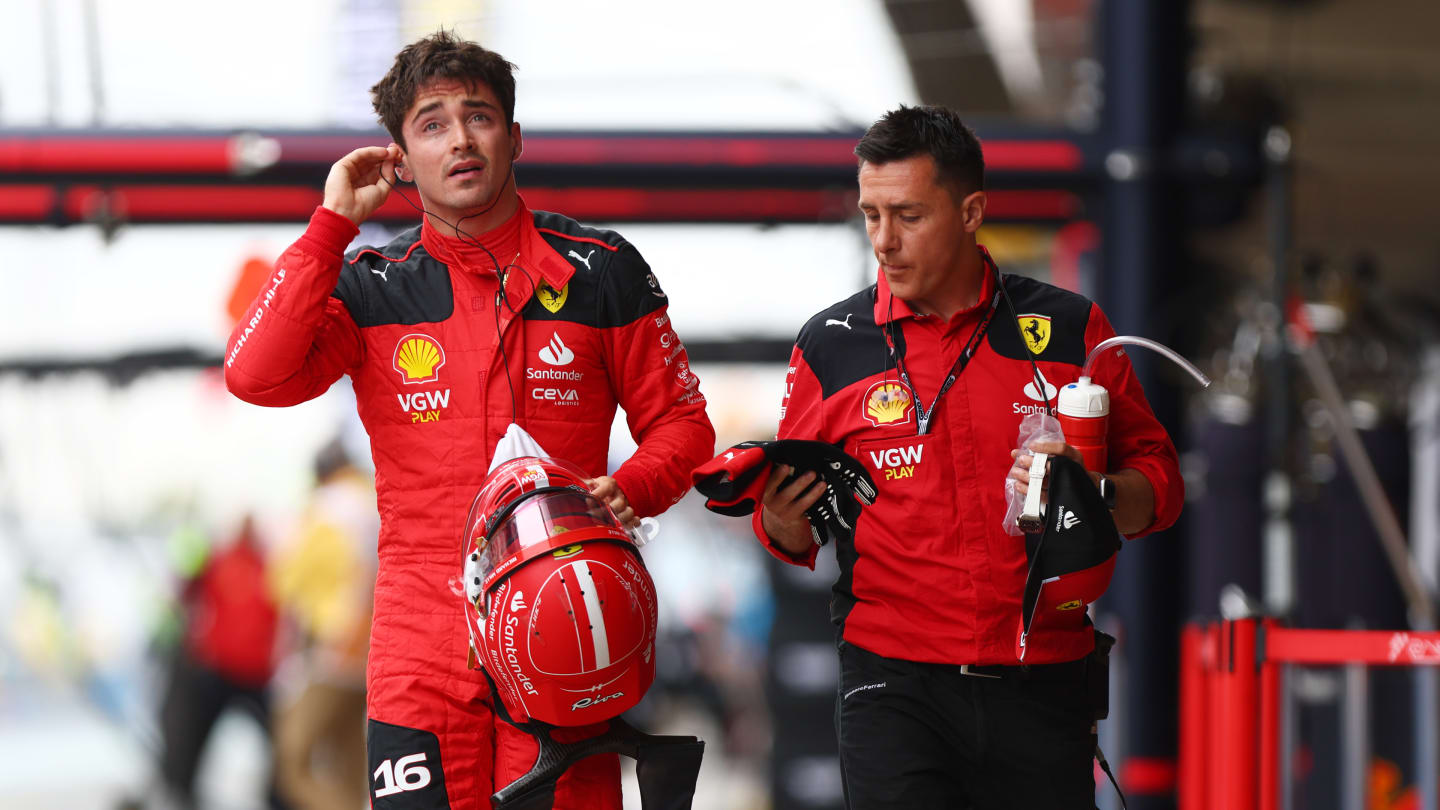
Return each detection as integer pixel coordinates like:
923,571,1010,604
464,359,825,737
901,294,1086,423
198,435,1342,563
868,444,924,481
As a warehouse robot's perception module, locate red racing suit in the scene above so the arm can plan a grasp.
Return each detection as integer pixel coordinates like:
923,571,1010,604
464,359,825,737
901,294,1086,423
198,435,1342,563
754,250,1182,666
225,201,714,809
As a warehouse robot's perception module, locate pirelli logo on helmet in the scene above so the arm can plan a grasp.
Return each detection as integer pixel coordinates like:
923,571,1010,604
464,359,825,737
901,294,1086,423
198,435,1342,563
393,334,446,384
862,380,914,427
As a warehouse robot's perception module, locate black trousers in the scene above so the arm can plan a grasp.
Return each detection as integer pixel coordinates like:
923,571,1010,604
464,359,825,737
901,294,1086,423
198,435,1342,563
158,648,287,810
836,640,1096,810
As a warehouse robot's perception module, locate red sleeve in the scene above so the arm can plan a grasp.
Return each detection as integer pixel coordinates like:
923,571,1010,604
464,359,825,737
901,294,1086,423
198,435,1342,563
224,206,364,406
1084,304,1184,537
600,249,715,518
750,345,822,569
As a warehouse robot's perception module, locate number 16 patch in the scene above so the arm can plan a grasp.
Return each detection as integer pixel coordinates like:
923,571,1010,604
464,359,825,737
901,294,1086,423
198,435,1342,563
368,719,450,808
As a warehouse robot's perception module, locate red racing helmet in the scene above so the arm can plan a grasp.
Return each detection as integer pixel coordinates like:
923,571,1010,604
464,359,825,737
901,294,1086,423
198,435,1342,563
461,457,658,727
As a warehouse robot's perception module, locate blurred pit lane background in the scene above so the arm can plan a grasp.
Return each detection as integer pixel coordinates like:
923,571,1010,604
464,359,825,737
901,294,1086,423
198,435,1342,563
2,1,1439,809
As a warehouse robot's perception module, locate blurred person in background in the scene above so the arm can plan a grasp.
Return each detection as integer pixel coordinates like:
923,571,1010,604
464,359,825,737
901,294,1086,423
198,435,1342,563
756,105,1182,809
269,439,377,810
223,31,714,810
157,516,288,810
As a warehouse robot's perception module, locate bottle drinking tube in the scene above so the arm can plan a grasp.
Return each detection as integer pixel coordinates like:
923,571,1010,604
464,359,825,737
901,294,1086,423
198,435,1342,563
1057,336,1212,472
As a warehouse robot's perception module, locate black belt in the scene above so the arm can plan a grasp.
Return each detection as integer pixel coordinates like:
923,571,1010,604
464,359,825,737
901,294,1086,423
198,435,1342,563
955,658,1087,682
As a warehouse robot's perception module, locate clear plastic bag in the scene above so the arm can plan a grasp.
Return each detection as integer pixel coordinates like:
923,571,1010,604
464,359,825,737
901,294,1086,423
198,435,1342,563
1001,412,1065,536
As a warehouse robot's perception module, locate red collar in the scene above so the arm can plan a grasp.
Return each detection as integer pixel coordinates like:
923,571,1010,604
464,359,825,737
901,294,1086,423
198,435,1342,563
873,245,999,326
419,196,573,291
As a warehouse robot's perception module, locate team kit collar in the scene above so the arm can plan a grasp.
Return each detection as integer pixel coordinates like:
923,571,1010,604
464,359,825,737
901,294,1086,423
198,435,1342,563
873,244,1000,325
419,194,575,292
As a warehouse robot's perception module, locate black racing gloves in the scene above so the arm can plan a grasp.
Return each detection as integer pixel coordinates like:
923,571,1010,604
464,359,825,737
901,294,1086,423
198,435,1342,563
691,440,877,546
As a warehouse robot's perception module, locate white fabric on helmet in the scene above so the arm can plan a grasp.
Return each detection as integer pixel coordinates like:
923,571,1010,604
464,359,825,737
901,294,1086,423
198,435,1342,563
489,423,552,473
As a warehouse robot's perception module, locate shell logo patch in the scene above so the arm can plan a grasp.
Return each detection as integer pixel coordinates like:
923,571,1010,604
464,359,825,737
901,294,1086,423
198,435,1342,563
1056,599,1084,611
393,334,446,384
536,283,568,314
862,380,914,427
1017,314,1051,356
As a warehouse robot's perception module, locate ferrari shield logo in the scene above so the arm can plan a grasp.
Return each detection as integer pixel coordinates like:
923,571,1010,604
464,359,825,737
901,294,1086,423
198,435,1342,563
1017,314,1051,355
536,283,568,314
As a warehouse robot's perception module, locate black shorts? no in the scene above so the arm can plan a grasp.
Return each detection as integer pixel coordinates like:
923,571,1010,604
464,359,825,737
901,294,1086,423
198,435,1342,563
836,640,1097,810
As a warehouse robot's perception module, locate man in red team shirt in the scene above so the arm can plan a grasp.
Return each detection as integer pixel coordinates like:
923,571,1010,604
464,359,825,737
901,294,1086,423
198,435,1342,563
758,105,1182,808
225,32,714,810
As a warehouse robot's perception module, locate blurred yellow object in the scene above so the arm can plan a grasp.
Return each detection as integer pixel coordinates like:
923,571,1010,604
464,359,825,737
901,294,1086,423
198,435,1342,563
8,581,80,676
272,521,366,645
167,523,211,580
975,225,1053,266
270,467,376,669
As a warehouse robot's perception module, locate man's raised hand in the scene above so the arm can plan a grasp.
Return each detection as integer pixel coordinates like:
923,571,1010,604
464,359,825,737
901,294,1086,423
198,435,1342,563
323,145,401,225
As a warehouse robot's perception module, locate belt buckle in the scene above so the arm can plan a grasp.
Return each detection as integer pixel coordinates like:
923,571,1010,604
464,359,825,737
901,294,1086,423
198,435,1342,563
958,664,1002,679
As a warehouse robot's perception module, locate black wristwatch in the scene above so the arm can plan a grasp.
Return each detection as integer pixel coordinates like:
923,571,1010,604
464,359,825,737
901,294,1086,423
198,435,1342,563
1098,475,1117,510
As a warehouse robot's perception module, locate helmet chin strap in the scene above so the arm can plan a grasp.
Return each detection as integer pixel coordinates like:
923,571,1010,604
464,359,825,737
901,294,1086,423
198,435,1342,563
482,669,706,810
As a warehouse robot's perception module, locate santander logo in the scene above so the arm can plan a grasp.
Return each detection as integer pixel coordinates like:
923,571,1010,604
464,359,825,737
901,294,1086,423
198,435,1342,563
1023,369,1058,402
539,332,574,366
1014,369,1059,416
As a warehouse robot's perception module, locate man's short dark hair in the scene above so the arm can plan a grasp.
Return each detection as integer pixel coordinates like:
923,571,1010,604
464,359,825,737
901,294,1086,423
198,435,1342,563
371,31,517,149
854,105,985,198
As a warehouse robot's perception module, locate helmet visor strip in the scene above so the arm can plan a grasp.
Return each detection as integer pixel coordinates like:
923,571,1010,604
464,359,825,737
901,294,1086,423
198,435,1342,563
476,488,624,589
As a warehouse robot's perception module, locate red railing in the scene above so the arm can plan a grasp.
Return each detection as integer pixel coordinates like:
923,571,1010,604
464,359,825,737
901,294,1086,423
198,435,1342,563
1179,618,1440,810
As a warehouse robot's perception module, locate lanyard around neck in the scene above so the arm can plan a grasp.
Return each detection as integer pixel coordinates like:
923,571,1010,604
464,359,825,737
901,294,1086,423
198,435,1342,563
887,288,1001,435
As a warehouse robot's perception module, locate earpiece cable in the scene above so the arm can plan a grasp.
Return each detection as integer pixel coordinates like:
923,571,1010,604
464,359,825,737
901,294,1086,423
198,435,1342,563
379,166,533,424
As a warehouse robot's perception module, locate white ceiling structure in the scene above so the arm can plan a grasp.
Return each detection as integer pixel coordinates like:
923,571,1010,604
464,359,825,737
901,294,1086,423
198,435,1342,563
2,0,916,131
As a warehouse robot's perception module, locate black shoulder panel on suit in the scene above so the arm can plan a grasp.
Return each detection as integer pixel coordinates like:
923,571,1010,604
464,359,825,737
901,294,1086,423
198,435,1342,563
516,273,601,326
531,210,664,329
531,210,627,251
988,274,1092,367
795,286,899,400
337,226,456,327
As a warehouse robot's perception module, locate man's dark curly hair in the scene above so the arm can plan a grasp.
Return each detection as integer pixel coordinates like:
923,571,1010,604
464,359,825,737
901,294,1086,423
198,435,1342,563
371,31,517,149
854,105,985,199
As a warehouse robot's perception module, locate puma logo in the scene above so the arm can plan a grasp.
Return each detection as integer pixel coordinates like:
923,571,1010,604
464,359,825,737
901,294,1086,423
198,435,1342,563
825,313,854,330
567,249,595,270
371,263,391,282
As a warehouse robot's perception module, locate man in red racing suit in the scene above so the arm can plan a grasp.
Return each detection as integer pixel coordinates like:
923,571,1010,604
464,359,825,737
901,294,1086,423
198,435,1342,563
224,33,713,810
